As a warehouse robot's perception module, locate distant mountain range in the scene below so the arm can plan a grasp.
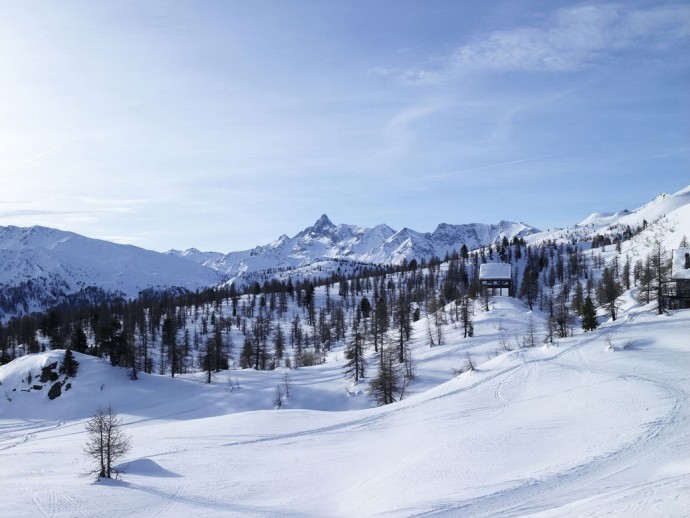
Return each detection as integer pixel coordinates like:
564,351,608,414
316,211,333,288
167,215,538,277
2,184,689,317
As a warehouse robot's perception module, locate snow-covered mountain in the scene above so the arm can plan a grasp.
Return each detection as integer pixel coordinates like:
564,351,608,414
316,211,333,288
0,226,225,316
526,184,690,245
4,184,689,318
169,214,539,278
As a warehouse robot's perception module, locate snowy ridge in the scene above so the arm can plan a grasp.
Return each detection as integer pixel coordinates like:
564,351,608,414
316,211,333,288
0,226,225,316
527,184,690,245
169,215,539,280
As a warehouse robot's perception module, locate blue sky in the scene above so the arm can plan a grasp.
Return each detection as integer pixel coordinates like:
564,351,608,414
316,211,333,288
1,1,688,252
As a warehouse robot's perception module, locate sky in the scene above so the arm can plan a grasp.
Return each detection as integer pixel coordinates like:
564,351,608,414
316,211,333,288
0,1,688,252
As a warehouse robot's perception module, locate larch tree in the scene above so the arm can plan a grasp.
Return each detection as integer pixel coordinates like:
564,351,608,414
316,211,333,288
83,406,131,480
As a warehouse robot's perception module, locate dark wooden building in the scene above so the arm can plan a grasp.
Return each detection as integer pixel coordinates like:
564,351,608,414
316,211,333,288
665,248,690,310
479,263,512,297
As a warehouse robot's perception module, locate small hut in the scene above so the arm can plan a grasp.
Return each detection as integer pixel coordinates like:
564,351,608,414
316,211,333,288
666,248,690,310
479,263,512,297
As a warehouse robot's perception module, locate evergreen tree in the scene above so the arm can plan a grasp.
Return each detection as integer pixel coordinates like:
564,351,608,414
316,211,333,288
60,348,79,377
203,336,215,383
344,321,366,382
458,296,473,338
273,324,285,361
581,297,598,331
649,238,671,315
70,325,88,354
359,296,372,319
368,345,402,405
240,337,253,369
598,267,622,321
162,315,181,377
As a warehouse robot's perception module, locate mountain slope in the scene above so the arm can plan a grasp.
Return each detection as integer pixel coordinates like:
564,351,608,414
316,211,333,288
0,226,224,316
526,184,690,245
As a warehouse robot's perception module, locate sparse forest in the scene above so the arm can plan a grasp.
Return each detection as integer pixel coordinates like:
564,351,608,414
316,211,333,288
0,221,676,406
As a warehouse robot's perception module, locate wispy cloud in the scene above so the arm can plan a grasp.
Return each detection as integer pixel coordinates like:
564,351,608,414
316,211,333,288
377,4,690,82
412,152,564,183
452,4,690,72
375,99,447,166
79,197,148,214
0,209,100,219
370,66,442,86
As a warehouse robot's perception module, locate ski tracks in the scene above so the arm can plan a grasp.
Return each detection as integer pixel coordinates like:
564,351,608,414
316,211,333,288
32,488,89,518
0,419,65,452
493,353,537,412
155,477,189,517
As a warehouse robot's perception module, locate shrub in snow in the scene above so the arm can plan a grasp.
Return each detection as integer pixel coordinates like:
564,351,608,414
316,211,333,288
39,362,59,383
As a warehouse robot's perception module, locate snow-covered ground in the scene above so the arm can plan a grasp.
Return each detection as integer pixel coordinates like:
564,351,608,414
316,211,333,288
1,296,688,517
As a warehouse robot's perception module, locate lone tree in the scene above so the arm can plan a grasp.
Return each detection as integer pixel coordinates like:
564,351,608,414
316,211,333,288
83,406,131,480
581,297,599,332
60,348,79,377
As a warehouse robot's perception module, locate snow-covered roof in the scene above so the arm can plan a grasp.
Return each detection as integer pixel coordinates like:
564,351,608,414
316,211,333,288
672,248,690,280
479,263,512,280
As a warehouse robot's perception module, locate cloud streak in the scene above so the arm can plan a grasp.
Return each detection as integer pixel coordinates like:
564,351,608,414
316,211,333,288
0,142,68,176
417,152,565,183
452,4,690,72
378,4,690,83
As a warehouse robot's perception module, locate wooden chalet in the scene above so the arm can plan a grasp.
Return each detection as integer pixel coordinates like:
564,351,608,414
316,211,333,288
665,248,690,310
479,263,512,297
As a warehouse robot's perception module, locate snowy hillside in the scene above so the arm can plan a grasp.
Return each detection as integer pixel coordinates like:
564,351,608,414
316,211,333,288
169,214,538,278
2,185,690,516
1,297,688,516
527,184,690,246
0,226,225,317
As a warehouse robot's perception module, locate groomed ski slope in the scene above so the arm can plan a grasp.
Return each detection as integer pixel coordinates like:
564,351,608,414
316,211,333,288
1,297,688,517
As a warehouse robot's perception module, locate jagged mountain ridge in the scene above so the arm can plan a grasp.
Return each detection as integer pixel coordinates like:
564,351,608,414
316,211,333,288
168,215,539,277
3,184,689,318
0,217,536,318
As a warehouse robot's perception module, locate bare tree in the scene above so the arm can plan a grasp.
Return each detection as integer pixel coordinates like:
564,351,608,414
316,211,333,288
83,406,132,480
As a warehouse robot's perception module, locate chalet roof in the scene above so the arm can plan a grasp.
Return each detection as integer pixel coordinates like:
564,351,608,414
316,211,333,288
479,263,512,280
672,248,690,280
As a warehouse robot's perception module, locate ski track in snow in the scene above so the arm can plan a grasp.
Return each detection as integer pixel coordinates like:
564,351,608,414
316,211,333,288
155,477,189,517
32,488,88,518
407,318,688,517
0,419,66,452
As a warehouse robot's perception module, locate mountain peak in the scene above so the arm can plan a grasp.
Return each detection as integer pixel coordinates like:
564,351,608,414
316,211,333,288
313,214,335,230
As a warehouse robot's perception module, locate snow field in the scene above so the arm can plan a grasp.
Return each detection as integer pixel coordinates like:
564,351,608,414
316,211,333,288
1,297,689,516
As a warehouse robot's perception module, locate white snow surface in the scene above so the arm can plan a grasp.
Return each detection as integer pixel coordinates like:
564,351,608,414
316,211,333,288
527,184,690,246
1,298,689,517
